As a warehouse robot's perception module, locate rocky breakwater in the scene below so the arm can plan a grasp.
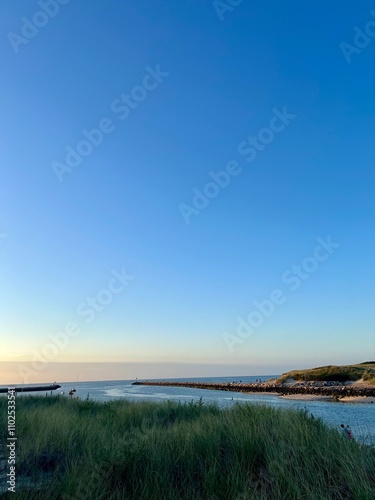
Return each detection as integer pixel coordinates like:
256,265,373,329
0,384,61,394
131,380,375,399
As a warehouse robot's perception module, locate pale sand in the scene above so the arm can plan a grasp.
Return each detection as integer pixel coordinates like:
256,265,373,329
279,394,375,403
338,396,375,404
279,394,334,401
241,391,279,396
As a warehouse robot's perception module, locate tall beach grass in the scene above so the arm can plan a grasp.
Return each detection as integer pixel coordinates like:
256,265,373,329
0,396,374,499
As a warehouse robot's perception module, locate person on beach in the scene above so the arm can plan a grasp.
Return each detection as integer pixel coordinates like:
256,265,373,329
346,425,353,440
340,424,353,439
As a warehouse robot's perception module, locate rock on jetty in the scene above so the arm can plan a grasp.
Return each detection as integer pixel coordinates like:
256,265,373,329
0,384,61,394
131,380,375,399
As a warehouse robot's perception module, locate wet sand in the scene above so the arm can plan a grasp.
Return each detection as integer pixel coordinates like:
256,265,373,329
241,391,279,396
338,396,375,404
279,394,334,401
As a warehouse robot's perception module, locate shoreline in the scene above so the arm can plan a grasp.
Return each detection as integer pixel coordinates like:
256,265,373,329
132,380,375,402
279,394,335,401
338,396,375,404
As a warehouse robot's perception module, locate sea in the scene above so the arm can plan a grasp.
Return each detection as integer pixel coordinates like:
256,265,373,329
3,375,375,445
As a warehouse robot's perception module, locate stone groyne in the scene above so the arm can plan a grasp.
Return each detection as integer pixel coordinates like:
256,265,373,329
0,384,61,394
132,381,375,399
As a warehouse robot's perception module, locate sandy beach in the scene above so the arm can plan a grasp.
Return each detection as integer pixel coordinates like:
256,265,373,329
241,391,279,396
338,396,375,404
279,394,335,401
279,394,375,404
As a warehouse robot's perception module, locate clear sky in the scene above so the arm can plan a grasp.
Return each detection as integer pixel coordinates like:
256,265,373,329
1,1,374,384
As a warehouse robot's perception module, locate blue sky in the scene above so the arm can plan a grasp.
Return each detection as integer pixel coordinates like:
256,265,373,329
1,1,374,383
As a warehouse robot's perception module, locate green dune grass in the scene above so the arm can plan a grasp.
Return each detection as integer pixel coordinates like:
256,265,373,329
1,396,374,499
276,362,375,385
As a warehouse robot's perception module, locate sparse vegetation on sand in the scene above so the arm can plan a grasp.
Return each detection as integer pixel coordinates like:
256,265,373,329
277,362,375,385
1,396,374,499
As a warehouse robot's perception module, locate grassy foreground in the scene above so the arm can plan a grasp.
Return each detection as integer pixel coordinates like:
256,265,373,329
277,362,375,385
1,397,374,499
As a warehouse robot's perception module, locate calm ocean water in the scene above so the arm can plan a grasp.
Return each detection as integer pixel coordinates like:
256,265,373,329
4,375,374,445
